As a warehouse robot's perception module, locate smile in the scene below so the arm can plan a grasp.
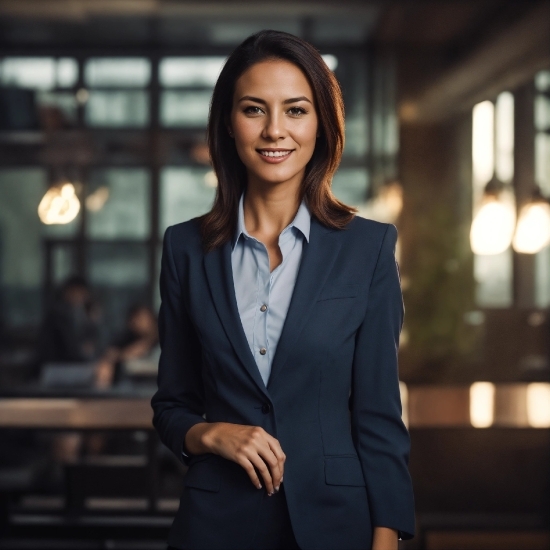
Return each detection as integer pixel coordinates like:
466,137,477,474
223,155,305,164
258,149,293,158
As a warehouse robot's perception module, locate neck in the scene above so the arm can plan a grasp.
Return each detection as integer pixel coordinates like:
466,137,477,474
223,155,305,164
243,179,302,240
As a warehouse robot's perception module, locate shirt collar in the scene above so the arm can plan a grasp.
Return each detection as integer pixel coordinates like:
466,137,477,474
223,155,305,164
232,193,311,249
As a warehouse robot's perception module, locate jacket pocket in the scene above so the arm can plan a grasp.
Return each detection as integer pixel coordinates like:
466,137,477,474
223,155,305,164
324,456,366,487
317,284,359,302
184,455,221,492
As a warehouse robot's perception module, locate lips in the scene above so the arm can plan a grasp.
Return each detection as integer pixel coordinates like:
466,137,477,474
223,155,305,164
256,148,294,164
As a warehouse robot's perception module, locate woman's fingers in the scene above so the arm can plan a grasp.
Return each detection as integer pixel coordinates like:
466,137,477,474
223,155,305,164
201,423,286,494
237,457,263,490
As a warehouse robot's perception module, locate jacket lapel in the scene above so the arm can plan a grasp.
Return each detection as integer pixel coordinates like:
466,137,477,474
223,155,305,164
203,242,270,398
267,219,342,391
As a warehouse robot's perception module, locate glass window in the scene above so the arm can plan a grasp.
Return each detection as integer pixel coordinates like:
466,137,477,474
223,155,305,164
159,57,225,87
36,92,78,125
159,167,216,236
472,98,514,307
331,168,369,207
85,91,149,127
474,252,513,307
84,58,151,87
160,91,212,127
0,57,78,89
534,70,550,307
86,168,150,240
87,243,149,335
0,168,48,327
51,244,77,286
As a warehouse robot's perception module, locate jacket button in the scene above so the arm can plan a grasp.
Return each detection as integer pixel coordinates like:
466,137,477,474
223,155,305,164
261,403,271,414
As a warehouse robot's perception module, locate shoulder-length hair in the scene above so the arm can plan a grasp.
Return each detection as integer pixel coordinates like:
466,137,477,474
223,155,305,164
201,29,356,251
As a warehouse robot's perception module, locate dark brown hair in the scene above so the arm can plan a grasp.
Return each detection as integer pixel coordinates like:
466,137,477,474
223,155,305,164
201,29,356,251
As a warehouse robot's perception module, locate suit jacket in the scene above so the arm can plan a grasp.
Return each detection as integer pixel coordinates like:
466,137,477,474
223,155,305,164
151,215,415,550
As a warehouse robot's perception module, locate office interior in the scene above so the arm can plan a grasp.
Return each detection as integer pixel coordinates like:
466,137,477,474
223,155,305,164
0,1,549,548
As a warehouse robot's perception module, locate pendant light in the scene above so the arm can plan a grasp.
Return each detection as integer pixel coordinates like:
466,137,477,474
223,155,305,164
512,189,550,253
38,181,80,225
470,175,516,255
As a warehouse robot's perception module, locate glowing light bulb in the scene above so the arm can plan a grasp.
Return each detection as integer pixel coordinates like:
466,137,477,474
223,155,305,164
470,196,516,255
512,201,550,254
38,182,80,225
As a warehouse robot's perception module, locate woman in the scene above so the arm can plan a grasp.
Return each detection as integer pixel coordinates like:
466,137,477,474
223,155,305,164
152,30,415,550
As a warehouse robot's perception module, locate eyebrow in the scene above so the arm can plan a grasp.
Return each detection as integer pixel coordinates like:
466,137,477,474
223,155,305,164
238,95,312,105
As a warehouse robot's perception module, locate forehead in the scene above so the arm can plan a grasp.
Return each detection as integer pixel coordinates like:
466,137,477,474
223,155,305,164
234,59,314,100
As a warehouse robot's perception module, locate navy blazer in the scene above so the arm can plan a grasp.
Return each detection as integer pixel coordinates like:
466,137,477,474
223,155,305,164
151,215,415,550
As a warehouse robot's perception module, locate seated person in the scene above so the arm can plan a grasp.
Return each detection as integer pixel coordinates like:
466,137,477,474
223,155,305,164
95,304,158,388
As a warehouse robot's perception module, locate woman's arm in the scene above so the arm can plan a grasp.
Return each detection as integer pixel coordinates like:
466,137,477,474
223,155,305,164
151,226,207,462
151,226,285,494
350,224,415,541
372,527,398,550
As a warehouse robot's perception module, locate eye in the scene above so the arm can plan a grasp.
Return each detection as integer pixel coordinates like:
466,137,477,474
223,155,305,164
287,106,308,117
243,106,264,115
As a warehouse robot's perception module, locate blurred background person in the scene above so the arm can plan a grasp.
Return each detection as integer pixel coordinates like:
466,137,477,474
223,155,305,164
95,304,158,389
37,275,103,368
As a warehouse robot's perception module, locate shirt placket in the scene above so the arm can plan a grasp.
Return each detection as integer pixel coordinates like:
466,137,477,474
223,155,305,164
251,239,271,384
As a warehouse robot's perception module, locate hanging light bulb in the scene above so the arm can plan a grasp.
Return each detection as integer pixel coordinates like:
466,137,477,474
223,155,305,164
513,190,550,254
38,182,81,225
470,175,516,255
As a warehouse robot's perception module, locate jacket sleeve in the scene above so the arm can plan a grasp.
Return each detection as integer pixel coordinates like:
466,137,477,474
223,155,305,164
350,223,415,540
151,226,206,464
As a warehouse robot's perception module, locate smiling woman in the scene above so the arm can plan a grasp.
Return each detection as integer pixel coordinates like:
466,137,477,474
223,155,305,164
151,29,415,550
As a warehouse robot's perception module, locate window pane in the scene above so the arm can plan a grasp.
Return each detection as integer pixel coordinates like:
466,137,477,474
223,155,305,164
84,58,151,87
86,168,150,239
474,251,513,307
87,243,149,335
535,245,550,308
535,94,550,131
0,168,47,327
0,57,78,90
160,167,216,236
536,133,550,192
56,58,78,87
36,92,78,126
160,91,211,127
535,70,550,92
51,244,77,286
331,168,369,206
159,57,225,87
85,91,149,127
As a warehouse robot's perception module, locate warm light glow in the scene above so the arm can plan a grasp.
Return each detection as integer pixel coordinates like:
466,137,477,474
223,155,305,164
526,383,550,428
85,186,110,212
399,381,409,428
472,101,495,186
204,170,218,188
356,182,403,223
513,201,550,254
470,196,516,255
38,183,80,225
470,382,495,428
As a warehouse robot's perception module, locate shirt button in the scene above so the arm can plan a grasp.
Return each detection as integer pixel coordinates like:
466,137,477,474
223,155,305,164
259,347,267,355
260,304,268,312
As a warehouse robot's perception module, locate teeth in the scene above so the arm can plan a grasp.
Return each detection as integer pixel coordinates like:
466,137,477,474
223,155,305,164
260,150,291,158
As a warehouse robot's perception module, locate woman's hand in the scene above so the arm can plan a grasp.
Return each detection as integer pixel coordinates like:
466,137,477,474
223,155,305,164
372,527,398,550
185,422,285,495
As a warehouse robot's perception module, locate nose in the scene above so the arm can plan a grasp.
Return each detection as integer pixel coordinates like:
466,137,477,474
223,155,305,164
262,112,285,142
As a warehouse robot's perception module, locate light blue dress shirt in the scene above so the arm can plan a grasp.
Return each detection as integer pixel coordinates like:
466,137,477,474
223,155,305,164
231,194,311,387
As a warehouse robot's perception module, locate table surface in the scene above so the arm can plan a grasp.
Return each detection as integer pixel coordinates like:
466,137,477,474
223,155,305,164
0,397,154,429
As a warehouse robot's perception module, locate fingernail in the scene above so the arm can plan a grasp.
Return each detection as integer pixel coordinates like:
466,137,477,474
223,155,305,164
257,483,262,489
275,486,280,492
280,477,283,483
268,491,273,496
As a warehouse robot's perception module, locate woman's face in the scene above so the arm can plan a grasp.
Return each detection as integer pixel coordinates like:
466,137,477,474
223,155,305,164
230,59,319,191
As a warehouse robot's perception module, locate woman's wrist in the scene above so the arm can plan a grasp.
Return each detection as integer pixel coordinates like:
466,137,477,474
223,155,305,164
185,422,217,455
372,526,398,550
